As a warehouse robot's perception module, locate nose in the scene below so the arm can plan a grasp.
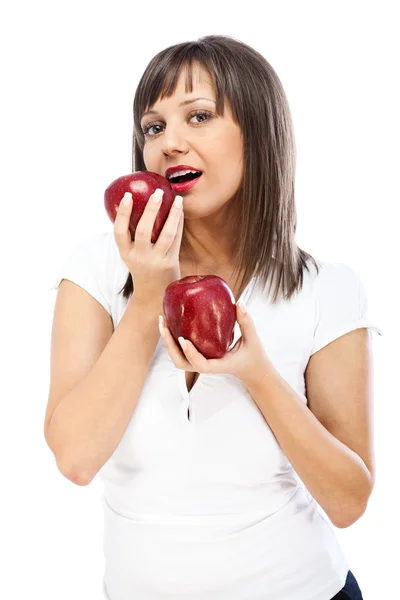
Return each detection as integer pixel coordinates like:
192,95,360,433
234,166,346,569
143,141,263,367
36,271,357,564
161,124,189,157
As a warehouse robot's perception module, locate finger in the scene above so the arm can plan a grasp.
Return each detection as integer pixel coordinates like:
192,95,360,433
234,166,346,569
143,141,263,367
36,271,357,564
167,209,185,258
177,337,211,373
154,195,183,254
227,335,243,354
134,188,164,253
159,317,193,370
235,302,253,342
114,192,134,256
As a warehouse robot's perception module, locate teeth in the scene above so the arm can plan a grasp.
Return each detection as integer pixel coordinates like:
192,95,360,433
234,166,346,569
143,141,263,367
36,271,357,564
168,169,201,180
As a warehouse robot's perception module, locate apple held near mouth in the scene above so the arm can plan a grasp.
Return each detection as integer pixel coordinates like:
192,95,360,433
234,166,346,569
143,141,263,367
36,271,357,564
104,171,175,243
163,275,237,359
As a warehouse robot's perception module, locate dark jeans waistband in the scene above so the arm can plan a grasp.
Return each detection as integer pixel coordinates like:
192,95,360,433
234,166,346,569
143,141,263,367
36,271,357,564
330,570,363,599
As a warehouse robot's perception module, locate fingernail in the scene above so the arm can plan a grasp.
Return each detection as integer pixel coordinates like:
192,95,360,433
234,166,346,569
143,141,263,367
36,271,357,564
158,316,164,337
238,301,247,314
178,337,187,351
122,192,132,206
174,195,183,208
153,188,164,203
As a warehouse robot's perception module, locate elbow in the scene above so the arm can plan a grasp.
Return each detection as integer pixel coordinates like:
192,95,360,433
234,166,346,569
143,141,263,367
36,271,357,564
56,456,96,487
44,428,96,486
65,470,93,487
331,474,375,529
332,512,362,529
331,498,370,529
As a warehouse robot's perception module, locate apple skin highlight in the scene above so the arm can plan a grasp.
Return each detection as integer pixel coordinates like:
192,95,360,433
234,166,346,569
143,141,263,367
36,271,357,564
163,275,237,359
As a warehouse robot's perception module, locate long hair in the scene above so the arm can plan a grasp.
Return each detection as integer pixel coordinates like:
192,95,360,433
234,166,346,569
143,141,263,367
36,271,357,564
119,34,319,303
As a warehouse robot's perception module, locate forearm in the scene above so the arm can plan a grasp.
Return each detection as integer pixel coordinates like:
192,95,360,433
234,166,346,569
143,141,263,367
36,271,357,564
46,296,160,485
246,367,373,528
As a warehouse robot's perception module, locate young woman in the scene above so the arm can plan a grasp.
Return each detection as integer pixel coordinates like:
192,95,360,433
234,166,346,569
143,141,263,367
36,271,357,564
45,35,382,599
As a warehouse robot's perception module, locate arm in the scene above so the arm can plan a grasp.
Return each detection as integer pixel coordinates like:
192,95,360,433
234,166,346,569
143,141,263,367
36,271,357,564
245,328,375,529
45,188,184,486
45,294,160,486
159,298,375,528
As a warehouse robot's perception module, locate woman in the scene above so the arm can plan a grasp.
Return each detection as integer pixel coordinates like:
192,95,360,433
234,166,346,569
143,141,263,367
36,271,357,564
45,35,382,599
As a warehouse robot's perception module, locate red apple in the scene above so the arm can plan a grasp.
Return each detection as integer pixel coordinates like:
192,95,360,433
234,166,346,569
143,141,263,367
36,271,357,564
104,171,175,243
163,275,237,359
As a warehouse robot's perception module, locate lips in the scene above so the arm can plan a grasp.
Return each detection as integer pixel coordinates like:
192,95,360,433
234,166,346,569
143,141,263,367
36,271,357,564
169,173,203,194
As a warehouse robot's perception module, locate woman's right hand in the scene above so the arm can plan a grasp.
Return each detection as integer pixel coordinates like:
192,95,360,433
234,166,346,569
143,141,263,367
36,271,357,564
113,188,184,307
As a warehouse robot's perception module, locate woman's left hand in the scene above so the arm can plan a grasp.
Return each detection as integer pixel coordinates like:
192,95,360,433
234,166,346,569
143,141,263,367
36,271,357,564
159,302,273,390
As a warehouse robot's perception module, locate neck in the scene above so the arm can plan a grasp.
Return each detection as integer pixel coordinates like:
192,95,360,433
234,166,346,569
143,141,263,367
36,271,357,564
181,222,235,272
180,202,238,270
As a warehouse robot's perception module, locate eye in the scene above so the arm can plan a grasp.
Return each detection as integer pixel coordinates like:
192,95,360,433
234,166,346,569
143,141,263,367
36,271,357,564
141,110,213,138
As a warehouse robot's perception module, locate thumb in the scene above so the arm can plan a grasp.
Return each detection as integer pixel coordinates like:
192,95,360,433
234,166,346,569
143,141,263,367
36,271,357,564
236,302,254,338
236,301,248,318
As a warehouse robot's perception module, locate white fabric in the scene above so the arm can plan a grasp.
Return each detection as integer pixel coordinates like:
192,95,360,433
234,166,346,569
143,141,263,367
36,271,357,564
52,232,383,600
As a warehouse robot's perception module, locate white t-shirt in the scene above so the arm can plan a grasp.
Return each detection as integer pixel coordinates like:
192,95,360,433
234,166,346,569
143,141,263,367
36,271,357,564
52,231,382,600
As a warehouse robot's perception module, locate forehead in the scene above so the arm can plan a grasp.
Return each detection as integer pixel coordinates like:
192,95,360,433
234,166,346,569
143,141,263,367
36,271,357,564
178,63,214,91
149,63,215,109
139,60,229,123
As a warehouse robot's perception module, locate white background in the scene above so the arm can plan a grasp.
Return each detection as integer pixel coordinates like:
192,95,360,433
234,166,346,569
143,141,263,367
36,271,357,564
1,1,397,598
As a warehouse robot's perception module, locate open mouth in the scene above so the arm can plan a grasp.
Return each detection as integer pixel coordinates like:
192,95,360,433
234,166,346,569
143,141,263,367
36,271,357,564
169,171,202,184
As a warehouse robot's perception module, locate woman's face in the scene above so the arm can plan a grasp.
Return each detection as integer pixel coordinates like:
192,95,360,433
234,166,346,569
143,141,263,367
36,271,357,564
140,64,244,221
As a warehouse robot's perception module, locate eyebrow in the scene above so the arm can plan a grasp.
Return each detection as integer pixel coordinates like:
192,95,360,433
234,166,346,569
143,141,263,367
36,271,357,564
141,97,216,119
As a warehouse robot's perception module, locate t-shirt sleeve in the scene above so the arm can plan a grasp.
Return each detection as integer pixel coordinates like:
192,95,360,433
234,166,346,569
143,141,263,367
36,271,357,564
310,262,383,355
50,232,114,316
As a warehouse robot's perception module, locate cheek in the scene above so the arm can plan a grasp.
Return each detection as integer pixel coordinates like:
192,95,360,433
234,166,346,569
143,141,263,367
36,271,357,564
142,143,156,170
220,134,243,173
219,151,243,189
142,146,149,167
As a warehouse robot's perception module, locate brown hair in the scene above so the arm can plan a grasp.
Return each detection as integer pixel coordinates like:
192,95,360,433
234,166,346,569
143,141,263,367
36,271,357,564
119,34,319,303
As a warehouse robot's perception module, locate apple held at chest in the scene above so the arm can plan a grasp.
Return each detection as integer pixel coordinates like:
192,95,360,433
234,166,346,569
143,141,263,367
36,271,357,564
104,171,175,243
163,275,237,359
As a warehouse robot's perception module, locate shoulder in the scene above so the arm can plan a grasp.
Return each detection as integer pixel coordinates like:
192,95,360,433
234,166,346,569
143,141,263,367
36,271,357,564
83,230,115,256
310,259,363,290
309,258,370,315
52,231,117,310
60,230,115,263
307,258,382,355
